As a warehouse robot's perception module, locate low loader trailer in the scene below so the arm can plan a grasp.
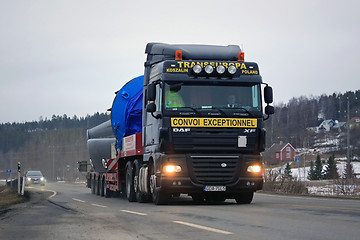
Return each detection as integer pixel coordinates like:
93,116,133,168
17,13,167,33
80,43,274,205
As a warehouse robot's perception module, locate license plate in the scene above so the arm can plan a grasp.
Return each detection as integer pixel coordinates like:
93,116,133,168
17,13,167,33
203,186,226,192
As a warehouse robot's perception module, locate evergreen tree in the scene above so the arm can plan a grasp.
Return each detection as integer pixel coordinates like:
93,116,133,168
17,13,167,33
313,155,324,180
324,154,339,179
344,162,355,179
283,162,293,180
308,161,315,180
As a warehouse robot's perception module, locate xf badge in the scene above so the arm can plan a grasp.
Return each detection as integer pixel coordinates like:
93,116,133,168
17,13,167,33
244,129,256,134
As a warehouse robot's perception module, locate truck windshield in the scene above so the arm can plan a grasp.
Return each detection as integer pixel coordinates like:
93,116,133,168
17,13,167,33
164,83,262,112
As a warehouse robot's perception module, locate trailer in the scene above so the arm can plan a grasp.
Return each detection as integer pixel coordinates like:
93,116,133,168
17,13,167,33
80,43,274,205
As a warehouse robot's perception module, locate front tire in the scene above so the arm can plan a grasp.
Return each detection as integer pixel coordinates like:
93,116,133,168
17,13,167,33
235,192,254,204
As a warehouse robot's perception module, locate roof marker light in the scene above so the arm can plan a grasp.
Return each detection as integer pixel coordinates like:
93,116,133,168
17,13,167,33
238,52,245,62
175,50,182,60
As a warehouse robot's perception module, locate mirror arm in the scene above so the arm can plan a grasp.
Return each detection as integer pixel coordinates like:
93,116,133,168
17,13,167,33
151,112,162,119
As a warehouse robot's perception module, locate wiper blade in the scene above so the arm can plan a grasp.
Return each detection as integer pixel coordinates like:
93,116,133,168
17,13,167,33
227,107,254,117
209,107,229,117
176,107,202,116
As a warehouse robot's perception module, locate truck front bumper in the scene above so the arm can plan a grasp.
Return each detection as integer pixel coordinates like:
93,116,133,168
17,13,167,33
158,175,263,194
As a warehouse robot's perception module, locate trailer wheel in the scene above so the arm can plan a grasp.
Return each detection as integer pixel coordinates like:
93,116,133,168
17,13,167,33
235,192,254,204
125,161,136,202
91,177,95,194
133,160,150,203
105,187,112,198
100,177,105,197
96,177,100,195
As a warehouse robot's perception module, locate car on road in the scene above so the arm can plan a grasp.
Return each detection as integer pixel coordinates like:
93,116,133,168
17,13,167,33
25,171,46,186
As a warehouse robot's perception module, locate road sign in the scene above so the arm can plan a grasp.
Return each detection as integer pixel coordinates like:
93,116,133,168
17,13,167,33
6,169,11,174
296,158,300,163
66,165,70,168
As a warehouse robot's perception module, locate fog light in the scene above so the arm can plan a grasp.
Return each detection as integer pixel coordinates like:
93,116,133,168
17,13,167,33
193,64,202,74
164,165,182,173
204,65,214,74
247,165,261,173
216,65,225,74
228,65,236,74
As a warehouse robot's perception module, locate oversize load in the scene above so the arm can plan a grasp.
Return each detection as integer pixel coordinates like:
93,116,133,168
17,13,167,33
171,118,257,128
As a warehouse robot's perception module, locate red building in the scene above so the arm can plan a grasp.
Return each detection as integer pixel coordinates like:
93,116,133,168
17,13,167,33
265,142,296,164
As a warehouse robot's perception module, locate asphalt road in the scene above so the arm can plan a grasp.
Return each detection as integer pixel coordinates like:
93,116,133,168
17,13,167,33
1,182,359,240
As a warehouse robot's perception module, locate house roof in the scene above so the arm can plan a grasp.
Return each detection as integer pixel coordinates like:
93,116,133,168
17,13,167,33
268,142,295,153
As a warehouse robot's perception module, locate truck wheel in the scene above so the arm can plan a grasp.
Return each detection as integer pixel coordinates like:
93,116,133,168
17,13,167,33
235,192,254,204
125,162,136,202
149,162,168,205
153,189,169,205
133,160,150,203
91,177,95,194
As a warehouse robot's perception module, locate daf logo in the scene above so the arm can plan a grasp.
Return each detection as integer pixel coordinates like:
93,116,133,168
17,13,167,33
173,128,191,133
221,163,227,168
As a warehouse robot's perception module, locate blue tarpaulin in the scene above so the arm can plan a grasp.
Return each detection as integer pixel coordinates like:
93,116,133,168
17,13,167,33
111,75,143,149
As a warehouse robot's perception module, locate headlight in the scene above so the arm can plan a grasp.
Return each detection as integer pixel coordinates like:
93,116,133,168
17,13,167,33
228,65,237,74
216,65,225,74
40,177,44,181
204,65,214,74
193,64,202,74
27,177,31,181
247,165,261,173
163,165,182,173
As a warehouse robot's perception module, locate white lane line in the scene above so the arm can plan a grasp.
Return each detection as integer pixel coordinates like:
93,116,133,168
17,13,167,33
91,203,108,208
72,198,86,203
120,210,148,216
173,221,233,235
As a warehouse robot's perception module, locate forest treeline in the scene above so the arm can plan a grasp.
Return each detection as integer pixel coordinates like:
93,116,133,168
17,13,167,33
0,112,109,180
0,90,359,180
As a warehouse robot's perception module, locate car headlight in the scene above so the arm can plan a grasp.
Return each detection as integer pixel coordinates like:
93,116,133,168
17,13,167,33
40,177,44,181
27,177,31,181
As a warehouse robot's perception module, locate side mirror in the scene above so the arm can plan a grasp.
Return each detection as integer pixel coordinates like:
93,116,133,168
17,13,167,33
264,86,273,104
265,105,275,115
146,102,156,113
148,83,156,101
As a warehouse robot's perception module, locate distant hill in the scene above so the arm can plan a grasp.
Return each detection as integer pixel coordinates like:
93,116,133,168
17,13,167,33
264,90,360,158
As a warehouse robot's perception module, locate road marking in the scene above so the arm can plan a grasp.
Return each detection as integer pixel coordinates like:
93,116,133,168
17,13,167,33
91,203,108,208
48,190,57,199
23,186,57,199
173,221,233,235
72,198,86,203
120,210,148,216
268,203,360,211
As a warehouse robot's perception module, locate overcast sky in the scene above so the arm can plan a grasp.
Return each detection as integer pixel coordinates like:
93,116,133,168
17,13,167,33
0,0,359,123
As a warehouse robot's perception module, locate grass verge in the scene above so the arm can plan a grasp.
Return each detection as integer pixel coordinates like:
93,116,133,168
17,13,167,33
0,186,26,209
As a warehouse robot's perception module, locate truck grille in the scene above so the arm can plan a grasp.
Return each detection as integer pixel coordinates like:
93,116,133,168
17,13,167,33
189,155,239,184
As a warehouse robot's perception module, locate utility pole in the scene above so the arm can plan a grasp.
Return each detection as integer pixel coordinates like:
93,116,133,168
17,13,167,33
347,98,350,164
